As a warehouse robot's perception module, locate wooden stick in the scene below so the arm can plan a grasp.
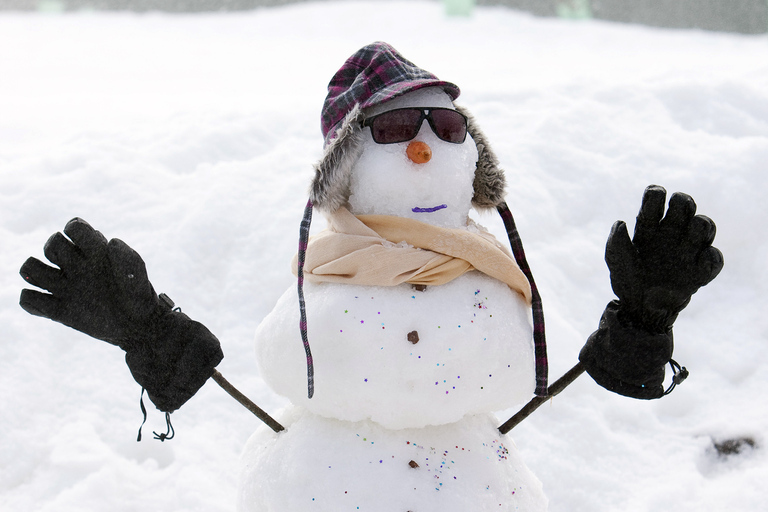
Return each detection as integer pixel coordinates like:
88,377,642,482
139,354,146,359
211,369,285,433
498,361,585,435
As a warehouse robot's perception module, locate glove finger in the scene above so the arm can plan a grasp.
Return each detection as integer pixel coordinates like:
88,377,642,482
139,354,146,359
108,238,150,282
675,214,716,266
20,256,65,293
108,238,157,311
660,192,697,235
64,218,108,258
43,232,85,270
686,214,717,248
20,288,62,320
633,185,666,247
695,246,724,287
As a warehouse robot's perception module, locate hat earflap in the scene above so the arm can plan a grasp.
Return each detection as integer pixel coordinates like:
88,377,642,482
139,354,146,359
454,104,507,210
310,104,366,212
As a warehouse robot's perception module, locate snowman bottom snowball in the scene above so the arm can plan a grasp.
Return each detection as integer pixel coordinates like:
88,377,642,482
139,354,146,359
238,408,548,512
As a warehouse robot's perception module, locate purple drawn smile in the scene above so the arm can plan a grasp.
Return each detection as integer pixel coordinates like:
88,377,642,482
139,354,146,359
412,204,447,213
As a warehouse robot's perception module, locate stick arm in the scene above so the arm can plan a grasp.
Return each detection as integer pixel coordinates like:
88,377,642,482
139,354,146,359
498,362,585,435
211,370,285,433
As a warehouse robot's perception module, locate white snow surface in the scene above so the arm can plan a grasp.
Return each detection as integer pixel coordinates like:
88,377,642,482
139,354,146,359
1,1,767,511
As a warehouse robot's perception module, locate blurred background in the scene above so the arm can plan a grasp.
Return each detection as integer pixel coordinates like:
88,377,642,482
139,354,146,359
1,0,767,34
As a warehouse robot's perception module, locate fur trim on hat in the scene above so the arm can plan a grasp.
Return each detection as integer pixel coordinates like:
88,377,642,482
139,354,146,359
311,103,507,212
310,104,365,212
455,104,507,210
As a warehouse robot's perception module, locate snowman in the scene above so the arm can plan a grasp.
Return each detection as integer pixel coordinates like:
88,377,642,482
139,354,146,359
239,42,549,511
18,42,723,512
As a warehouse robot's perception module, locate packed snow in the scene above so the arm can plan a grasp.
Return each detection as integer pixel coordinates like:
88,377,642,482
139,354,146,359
1,1,767,511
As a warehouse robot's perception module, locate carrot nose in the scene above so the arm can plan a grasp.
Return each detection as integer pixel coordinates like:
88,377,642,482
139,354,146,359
406,141,432,164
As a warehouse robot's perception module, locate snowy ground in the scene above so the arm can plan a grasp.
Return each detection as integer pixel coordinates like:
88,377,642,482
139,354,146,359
1,1,767,510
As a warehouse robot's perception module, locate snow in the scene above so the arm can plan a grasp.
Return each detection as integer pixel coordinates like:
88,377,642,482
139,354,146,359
1,1,766,511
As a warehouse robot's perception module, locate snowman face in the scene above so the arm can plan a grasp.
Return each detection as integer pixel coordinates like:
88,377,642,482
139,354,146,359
347,88,479,229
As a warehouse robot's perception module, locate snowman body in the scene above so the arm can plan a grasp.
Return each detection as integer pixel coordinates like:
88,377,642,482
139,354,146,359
239,89,548,511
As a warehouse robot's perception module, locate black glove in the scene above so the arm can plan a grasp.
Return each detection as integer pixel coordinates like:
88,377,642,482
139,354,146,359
579,185,723,399
20,218,223,412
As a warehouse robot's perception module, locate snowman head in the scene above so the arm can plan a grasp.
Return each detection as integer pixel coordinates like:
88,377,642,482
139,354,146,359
347,87,478,228
297,42,549,400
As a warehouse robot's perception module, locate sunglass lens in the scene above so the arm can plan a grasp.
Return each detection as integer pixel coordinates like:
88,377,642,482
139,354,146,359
370,109,423,144
429,109,467,143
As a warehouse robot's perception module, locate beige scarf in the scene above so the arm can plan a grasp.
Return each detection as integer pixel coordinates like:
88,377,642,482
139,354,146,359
292,207,532,304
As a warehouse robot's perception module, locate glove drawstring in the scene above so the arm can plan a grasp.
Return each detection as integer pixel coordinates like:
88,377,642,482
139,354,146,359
137,388,175,442
137,293,177,441
153,413,175,442
663,359,689,395
137,388,148,442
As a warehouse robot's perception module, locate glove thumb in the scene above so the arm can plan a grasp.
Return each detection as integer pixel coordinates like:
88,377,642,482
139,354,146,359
605,220,638,303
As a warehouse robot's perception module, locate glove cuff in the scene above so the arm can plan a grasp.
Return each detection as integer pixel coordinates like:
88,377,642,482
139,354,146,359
579,300,673,399
124,304,223,412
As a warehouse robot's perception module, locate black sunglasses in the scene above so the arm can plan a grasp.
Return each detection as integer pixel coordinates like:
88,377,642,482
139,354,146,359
362,107,468,145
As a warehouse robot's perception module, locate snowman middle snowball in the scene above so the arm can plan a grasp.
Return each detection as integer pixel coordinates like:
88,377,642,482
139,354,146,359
254,88,536,430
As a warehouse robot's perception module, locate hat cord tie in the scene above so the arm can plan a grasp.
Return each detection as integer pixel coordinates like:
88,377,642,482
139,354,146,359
298,199,316,399
497,201,548,396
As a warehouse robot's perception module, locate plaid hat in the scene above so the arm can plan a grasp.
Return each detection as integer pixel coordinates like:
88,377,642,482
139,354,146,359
321,41,460,141
298,43,549,401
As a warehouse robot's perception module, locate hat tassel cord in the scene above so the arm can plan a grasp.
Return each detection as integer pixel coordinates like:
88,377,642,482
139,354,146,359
211,370,285,433
498,362,585,435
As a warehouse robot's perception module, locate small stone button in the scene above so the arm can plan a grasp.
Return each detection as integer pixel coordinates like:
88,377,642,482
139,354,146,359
407,331,419,344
